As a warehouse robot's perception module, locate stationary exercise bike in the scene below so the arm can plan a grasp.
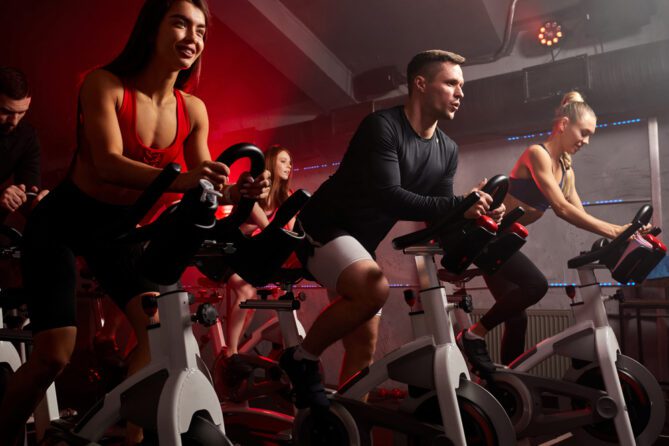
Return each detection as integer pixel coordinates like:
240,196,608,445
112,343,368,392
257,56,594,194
292,180,516,446
47,143,271,445
194,190,312,445
441,205,666,445
200,272,306,405
193,206,310,407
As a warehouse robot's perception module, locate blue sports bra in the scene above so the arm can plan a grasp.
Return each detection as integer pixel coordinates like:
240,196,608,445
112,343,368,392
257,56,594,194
508,144,565,212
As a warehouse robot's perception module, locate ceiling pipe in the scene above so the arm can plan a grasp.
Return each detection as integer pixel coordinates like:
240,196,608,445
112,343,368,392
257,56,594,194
466,0,520,65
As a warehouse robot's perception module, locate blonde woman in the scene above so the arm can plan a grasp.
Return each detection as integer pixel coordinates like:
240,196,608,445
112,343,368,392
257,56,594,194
460,91,631,372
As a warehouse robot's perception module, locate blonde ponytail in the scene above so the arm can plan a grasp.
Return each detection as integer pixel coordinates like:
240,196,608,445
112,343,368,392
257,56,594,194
554,91,593,199
554,90,594,127
559,152,574,198
560,91,584,107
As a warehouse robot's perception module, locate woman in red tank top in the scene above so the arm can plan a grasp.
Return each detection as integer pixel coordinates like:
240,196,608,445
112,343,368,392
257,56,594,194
0,1,270,444
224,145,296,368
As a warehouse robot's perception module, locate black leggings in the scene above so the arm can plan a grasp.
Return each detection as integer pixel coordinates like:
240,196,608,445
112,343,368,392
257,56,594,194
480,251,548,365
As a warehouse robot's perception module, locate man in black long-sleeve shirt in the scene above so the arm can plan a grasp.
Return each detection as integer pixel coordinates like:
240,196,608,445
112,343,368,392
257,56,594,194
280,50,498,409
0,67,46,221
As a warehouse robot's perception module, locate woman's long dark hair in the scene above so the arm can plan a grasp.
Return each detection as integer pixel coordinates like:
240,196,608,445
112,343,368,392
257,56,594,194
102,0,210,92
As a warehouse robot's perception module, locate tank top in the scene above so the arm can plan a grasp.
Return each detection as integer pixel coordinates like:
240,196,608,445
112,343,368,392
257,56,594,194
117,83,190,167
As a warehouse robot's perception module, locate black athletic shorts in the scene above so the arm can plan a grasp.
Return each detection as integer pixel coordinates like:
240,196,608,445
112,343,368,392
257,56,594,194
21,181,159,333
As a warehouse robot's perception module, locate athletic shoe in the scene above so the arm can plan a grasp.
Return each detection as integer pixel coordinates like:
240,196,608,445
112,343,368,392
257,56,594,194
457,330,497,377
279,347,330,410
224,354,254,387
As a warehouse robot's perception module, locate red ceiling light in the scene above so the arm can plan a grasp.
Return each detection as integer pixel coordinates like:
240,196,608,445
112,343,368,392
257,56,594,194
538,21,563,47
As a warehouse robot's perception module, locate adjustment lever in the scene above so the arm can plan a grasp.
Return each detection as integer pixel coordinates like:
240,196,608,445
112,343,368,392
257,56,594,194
457,294,474,313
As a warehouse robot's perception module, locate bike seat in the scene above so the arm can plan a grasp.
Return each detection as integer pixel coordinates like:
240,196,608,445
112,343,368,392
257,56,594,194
269,268,306,285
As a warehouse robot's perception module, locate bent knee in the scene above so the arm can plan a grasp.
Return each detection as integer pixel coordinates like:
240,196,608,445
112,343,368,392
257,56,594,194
527,278,549,303
31,352,71,380
370,281,390,307
339,263,389,312
359,281,389,316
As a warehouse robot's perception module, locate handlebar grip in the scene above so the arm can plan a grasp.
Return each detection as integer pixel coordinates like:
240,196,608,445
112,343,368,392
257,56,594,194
567,204,656,268
127,163,181,226
216,142,265,177
632,204,653,227
269,189,311,229
481,174,508,211
498,206,525,233
392,192,480,250
609,205,654,252
98,163,181,241
216,143,265,227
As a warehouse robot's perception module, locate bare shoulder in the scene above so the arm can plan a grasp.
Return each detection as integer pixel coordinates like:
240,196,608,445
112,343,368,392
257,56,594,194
179,91,208,124
526,144,551,165
526,144,548,156
79,69,123,104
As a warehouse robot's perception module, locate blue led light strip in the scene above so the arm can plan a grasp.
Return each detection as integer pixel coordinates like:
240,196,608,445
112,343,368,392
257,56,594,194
285,282,415,290
278,281,637,290
506,118,642,141
292,119,643,173
580,198,650,207
293,161,340,173
549,281,636,287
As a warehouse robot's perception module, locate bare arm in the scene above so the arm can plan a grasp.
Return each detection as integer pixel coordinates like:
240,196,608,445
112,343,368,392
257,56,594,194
181,93,270,204
248,203,271,229
80,71,229,193
526,145,623,238
79,71,170,190
566,182,586,212
180,94,236,196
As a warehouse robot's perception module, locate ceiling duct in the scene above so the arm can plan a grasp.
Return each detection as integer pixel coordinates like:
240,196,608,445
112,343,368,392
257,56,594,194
583,0,655,39
448,39,669,140
523,55,590,102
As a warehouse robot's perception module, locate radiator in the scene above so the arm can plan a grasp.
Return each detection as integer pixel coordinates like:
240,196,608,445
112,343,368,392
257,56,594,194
470,309,574,379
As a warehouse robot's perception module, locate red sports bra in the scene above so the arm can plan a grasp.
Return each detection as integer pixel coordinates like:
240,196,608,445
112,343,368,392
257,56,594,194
117,84,190,167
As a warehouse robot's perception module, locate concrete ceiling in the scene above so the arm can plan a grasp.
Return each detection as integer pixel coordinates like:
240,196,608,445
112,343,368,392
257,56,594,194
211,0,585,112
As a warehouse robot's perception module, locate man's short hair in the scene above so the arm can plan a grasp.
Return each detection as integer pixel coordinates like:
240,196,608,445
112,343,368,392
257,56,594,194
0,67,30,99
407,50,465,95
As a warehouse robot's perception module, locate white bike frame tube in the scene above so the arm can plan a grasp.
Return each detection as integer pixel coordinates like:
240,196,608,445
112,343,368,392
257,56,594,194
512,265,636,444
